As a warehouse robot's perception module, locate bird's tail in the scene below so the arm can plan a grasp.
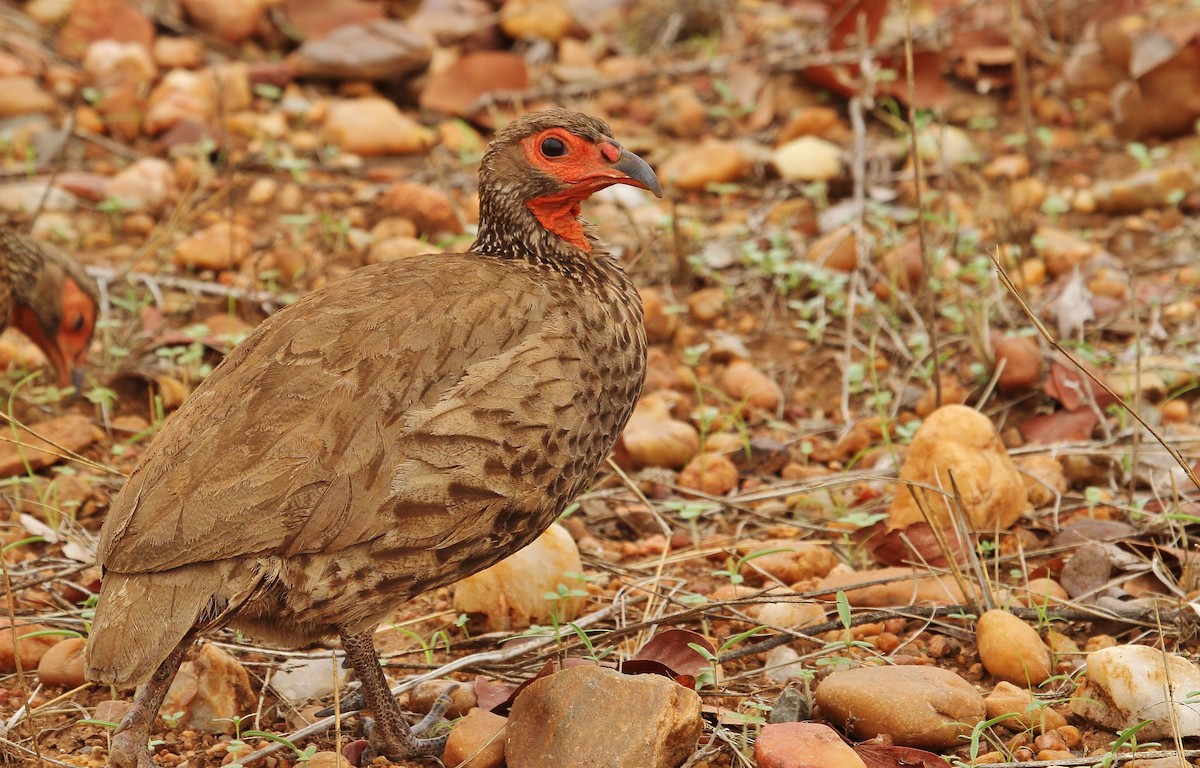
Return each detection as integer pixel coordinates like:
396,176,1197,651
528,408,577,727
84,561,242,686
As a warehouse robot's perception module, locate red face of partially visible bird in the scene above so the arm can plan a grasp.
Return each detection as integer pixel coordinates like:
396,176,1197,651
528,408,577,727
515,122,662,253
11,276,97,389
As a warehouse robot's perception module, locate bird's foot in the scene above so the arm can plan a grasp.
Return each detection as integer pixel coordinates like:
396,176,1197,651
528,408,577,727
107,729,158,768
360,684,457,760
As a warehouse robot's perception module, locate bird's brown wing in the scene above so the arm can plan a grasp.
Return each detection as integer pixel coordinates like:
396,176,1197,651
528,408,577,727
98,256,579,574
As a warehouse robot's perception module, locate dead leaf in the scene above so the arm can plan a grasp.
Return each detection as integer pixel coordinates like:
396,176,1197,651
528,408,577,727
628,628,715,680
0,415,102,478
419,51,528,120
1018,409,1099,444
854,735,953,768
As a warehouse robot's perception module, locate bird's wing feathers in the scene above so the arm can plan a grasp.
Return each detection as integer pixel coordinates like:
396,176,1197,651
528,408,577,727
98,257,580,573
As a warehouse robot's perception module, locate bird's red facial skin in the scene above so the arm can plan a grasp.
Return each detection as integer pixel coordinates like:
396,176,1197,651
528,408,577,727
56,278,97,376
10,278,95,388
522,129,633,252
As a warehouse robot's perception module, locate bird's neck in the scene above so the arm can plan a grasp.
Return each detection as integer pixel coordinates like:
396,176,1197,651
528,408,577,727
472,192,598,267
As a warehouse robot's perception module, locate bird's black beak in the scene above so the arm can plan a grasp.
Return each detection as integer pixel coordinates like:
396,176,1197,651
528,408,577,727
69,366,85,396
612,148,663,198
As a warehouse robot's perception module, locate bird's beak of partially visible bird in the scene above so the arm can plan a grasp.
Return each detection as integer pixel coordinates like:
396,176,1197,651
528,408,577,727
607,145,663,198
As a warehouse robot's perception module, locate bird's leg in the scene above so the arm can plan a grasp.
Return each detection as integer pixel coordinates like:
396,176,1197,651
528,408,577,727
108,638,193,768
338,627,450,759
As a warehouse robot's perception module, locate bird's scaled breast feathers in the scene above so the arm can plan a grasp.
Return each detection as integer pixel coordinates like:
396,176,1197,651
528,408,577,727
97,254,646,575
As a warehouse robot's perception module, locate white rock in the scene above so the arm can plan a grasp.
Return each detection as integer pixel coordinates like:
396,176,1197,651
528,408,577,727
453,524,586,632
0,182,77,212
107,158,178,213
771,136,842,181
917,125,979,167
161,643,254,734
1071,645,1200,738
269,655,352,705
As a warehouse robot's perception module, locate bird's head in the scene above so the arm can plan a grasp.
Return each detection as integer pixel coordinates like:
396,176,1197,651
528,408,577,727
11,257,98,391
476,109,662,254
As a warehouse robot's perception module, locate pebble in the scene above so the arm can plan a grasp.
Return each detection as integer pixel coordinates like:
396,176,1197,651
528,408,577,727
885,404,1029,534
107,158,178,213
658,85,708,139
993,335,1042,393
1011,577,1068,607
25,0,74,25
322,97,434,156
0,77,56,117
453,523,585,632
37,636,87,687
419,51,528,117
152,37,206,69
444,707,507,768
174,221,254,272
181,0,266,44
687,287,726,323
0,181,77,212
57,0,155,61
916,125,978,167
620,393,700,469
83,39,156,92
505,665,701,768
1034,225,1096,277
974,609,1051,686
771,135,842,181
378,181,462,236
639,287,677,344
720,361,782,411
292,20,432,81
0,622,60,672
143,69,216,136
659,139,749,191
368,235,428,264
678,452,738,495
1071,645,1200,738
777,106,845,143
268,655,352,705
302,752,352,768
161,643,255,733
501,0,574,42
245,177,277,206
815,566,965,606
736,539,837,585
755,722,866,768
985,681,1066,733
805,225,857,271
410,680,478,718
815,665,985,749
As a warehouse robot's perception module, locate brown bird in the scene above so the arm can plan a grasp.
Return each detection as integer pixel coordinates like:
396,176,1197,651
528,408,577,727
85,109,658,767
0,226,99,389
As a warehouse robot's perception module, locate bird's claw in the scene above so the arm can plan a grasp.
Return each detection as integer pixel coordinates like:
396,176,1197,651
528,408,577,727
107,730,158,768
356,684,457,761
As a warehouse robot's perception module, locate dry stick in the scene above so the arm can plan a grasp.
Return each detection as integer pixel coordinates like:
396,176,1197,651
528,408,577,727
1008,0,1037,169
0,412,122,476
902,0,941,407
990,253,1200,493
717,603,1195,664
233,596,643,764
606,456,674,635
973,749,1200,768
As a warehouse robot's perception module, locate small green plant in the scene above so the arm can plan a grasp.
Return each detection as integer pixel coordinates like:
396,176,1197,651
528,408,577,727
711,548,789,585
688,626,767,688
1099,719,1157,768
241,730,318,762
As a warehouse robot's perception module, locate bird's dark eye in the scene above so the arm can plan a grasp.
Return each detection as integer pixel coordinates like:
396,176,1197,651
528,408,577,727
541,137,567,157
69,313,85,333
